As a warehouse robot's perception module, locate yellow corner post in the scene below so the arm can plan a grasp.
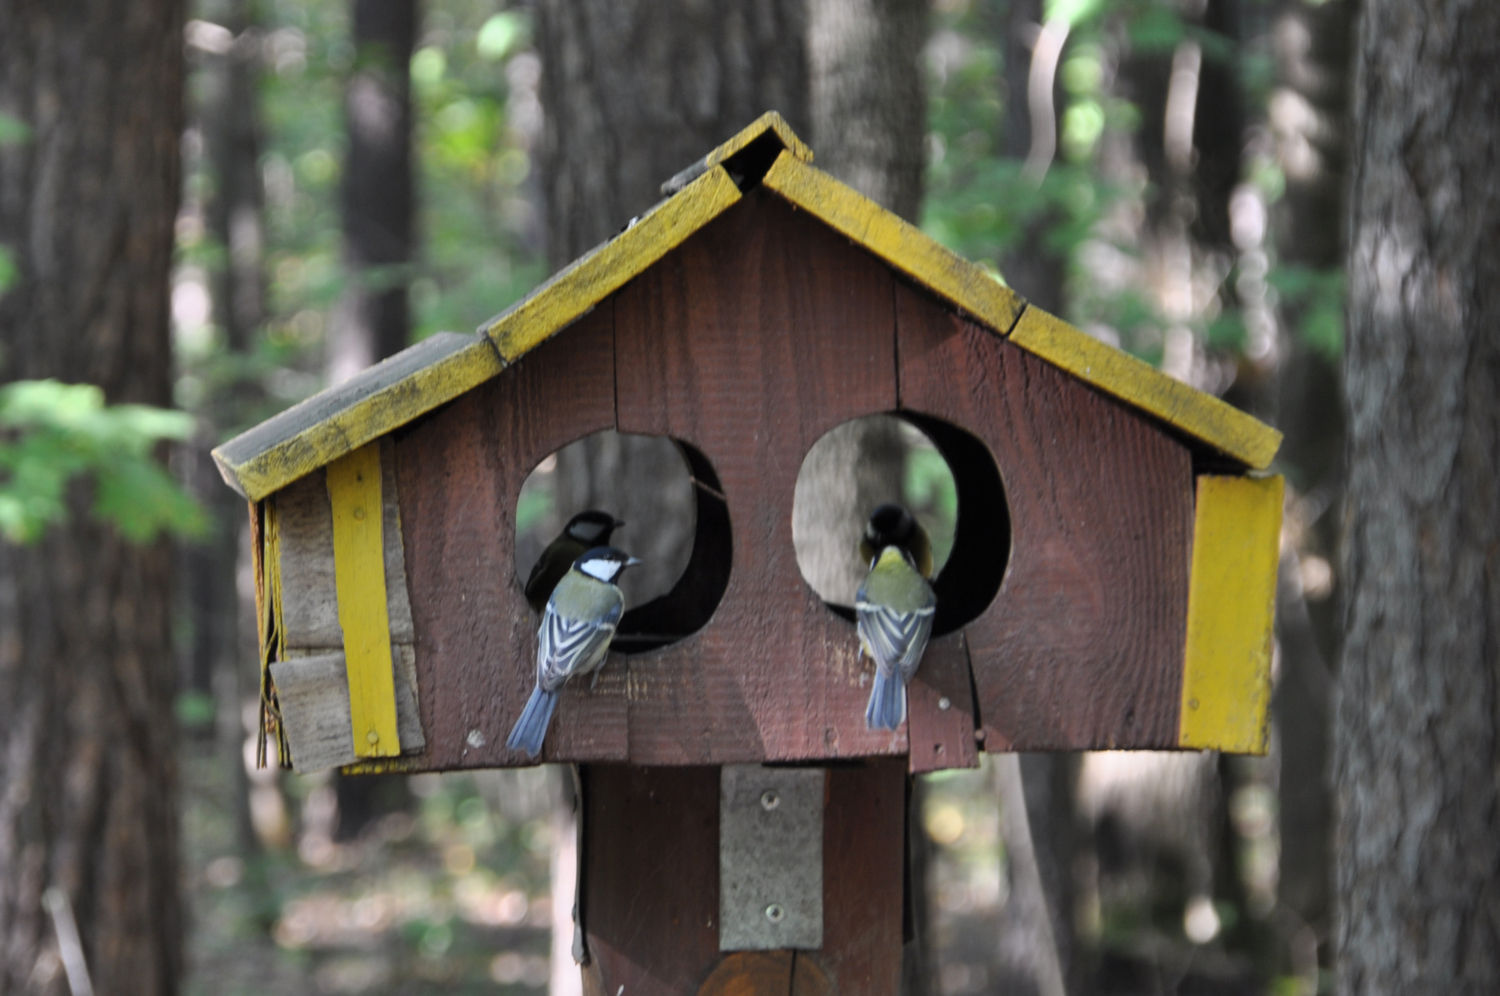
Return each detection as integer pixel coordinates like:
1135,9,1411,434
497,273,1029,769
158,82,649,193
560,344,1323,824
327,443,400,758
1179,475,1284,753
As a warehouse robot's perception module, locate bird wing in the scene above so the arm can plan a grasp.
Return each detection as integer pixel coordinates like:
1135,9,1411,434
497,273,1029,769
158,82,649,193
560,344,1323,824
537,600,622,692
855,600,935,682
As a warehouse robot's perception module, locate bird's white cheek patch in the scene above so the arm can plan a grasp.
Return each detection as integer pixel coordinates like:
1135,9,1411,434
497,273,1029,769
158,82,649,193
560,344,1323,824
578,559,617,582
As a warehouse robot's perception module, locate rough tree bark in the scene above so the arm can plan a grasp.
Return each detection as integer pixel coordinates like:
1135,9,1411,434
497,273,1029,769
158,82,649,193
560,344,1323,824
1337,1,1500,991
0,3,186,994
327,0,416,385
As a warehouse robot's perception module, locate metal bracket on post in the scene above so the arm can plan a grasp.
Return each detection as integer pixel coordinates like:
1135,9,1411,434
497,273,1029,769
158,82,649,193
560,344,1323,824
719,764,824,952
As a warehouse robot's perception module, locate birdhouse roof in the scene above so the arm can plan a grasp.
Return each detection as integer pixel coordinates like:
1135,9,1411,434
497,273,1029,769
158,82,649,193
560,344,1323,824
213,112,1280,502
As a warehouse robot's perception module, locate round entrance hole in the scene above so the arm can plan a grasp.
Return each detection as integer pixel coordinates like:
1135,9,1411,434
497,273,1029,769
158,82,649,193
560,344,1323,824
514,429,731,653
791,413,1009,636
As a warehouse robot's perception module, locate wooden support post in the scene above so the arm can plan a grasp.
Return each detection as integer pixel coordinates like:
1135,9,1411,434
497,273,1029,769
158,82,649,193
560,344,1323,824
580,760,907,996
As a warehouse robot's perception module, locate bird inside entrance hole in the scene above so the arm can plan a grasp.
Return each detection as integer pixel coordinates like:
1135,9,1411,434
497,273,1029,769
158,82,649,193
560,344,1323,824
524,510,623,612
856,504,936,731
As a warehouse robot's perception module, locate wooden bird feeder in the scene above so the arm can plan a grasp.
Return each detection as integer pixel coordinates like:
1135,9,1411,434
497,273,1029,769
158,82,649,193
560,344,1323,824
216,113,1283,996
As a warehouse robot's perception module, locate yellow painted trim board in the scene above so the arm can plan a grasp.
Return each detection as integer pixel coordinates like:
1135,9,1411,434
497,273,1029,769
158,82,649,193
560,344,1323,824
1011,308,1283,470
483,164,744,360
761,151,1027,338
326,443,401,759
1179,474,1283,753
702,110,813,168
215,334,504,502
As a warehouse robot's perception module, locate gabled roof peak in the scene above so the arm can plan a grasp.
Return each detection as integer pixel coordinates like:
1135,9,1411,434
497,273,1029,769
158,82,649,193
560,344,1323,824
213,113,1280,502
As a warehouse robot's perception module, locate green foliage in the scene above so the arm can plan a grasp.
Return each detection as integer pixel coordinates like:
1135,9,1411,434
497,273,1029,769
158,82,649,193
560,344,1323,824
0,381,206,544
1270,265,1344,359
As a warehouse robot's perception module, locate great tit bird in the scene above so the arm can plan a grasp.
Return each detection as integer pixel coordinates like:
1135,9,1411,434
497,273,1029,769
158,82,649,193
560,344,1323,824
859,502,934,580
524,510,624,612
857,505,936,731
506,546,642,758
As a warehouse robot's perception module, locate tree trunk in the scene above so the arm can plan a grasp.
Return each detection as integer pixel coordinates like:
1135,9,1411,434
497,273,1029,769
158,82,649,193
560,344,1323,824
327,0,416,385
536,0,809,272
1337,1,1500,991
0,3,185,995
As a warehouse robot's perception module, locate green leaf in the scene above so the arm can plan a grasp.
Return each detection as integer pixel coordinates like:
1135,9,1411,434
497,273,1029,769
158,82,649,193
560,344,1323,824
0,380,205,544
0,245,15,294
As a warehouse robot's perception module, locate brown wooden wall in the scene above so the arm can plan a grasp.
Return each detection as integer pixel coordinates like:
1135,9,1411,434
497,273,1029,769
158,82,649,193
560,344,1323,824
383,187,1193,771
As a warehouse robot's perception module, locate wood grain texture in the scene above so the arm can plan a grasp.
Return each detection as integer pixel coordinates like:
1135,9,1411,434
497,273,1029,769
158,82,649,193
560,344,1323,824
761,152,1026,340
213,332,504,501
272,444,414,650
394,306,628,769
581,762,902,996
484,166,743,361
905,632,979,774
896,281,1194,749
1008,305,1282,470
271,645,424,773
615,190,905,765
327,442,400,757
806,758,906,996
582,765,722,996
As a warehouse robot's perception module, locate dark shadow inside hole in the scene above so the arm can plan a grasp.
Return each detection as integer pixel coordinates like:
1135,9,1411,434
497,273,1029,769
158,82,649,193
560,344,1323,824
613,443,732,653
514,433,731,655
899,412,1010,636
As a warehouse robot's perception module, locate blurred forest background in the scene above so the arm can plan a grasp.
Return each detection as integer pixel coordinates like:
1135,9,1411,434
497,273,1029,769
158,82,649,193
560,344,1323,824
0,0,1374,993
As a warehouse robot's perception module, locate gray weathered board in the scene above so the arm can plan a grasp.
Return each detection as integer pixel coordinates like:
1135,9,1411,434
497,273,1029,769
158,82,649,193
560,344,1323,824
270,438,426,772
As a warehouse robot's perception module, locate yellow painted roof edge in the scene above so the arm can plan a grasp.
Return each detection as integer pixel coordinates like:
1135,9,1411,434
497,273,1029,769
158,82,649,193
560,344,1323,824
483,163,744,360
761,151,1027,338
213,333,504,502
760,151,1281,469
1009,307,1282,469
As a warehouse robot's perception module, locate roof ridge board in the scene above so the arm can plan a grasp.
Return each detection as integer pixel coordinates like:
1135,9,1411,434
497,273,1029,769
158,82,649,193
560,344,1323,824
213,331,505,501
661,111,813,196
758,151,1281,470
482,162,744,363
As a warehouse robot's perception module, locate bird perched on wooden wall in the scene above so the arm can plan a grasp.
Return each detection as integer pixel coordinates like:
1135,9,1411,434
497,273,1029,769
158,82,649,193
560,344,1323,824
507,546,641,758
524,510,623,612
857,504,936,731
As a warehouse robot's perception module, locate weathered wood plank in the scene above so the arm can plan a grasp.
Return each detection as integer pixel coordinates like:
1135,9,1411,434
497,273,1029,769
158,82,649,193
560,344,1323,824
394,305,628,769
1179,474,1283,753
273,456,414,650
805,758,906,996
271,645,425,773
896,281,1194,750
614,189,905,765
483,166,743,362
760,151,1026,343
327,442,400,757
581,765,722,995
905,632,979,774
213,332,504,501
762,151,1281,470
1006,305,1282,470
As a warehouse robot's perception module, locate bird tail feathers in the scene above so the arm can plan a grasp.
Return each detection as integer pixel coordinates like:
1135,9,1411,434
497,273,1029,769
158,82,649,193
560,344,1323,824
506,686,559,758
865,670,907,731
